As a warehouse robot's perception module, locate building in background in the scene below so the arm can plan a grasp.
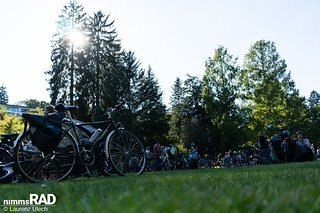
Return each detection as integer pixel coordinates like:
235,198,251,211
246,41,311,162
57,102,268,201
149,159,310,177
5,104,30,117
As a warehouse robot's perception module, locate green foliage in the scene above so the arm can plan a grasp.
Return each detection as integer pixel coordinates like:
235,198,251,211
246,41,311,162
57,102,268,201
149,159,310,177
0,104,41,136
46,0,87,105
168,78,184,144
100,50,143,119
169,75,209,153
0,85,9,105
28,107,44,114
134,67,169,147
18,99,49,109
0,113,24,134
308,90,320,107
0,104,6,119
243,40,307,136
85,10,121,117
168,41,313,153
306,91,320,146
202,46,245,151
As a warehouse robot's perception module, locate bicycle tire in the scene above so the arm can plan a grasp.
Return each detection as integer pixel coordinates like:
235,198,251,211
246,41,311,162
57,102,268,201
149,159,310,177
14,130,78,183
0,147,12,165
0,167,13,183
106,130,146,176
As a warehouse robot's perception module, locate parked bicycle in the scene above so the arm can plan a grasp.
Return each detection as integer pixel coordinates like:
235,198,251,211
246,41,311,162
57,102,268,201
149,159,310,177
13,102,146,183
0,134,17,183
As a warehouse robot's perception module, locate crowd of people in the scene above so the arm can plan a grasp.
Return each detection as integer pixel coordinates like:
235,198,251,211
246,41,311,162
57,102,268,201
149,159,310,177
145,142,202,171
216,130,317,168
256,130,315,163
145,130,318,172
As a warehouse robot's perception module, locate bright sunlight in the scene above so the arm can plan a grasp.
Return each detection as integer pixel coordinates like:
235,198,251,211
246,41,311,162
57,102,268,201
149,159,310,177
69,29,87,47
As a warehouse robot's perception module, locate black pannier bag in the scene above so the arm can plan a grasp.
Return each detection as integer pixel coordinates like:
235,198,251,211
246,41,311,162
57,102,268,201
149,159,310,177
22,112,65,153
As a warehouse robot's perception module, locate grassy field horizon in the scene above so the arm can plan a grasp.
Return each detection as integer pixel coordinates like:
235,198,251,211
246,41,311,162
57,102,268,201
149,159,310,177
1,161,320,212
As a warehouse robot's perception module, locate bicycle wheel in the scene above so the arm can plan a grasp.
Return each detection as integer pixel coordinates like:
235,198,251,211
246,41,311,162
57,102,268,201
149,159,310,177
0,148,13,183
0,147,12,165
14,130,77,183
0,167,13,183
106,130,146,176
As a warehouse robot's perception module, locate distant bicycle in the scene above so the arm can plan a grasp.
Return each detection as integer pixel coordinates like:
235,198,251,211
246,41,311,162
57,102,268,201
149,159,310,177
14,102,146,183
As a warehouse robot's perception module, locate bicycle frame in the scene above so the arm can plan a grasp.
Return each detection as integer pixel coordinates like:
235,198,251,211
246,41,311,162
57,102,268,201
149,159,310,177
63,109,122,156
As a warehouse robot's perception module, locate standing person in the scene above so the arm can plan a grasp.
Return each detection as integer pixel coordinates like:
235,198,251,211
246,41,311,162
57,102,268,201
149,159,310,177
280,131,290,163
188,143,199,169
257,130,271,164
153,142,162,170
270,134,282,163
206,137,215,163
295,131,314,162
281,138,289,163
281,131,296,163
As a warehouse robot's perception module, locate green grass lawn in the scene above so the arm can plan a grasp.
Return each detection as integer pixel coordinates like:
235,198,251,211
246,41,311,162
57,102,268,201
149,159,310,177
1,162,320,213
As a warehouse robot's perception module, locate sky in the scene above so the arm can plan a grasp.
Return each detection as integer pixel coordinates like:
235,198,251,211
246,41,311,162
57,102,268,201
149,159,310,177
0,0,319,106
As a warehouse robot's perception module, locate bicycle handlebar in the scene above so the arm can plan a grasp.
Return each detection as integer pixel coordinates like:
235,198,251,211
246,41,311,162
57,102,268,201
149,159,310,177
99,101,126,119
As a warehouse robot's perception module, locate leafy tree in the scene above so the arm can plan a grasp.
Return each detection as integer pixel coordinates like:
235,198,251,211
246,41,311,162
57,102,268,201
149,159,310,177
308,90,320,107
181,75,205,119
284,91,307,132
27,108,45,114
98,50,145,127
74,47,93,120
46,0,86,105
0,85,9,105
306,91,320,146
0,105,6,120
85,10,121,117
17,99,49,109
45,1,170,148
243,40,305,137
47,2,122,120
182,75,210,154
168,78,184,143
117,51,143,112
170,78,184,110
0,113,23,134
135,67,168,146
202,46,245,151
169,75,209,153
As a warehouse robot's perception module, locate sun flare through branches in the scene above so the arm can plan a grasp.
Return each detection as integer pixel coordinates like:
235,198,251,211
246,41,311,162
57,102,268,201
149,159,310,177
69,29,87,48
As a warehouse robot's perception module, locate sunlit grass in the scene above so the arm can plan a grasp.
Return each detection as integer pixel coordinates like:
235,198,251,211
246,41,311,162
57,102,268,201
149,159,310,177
2,162,320,212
